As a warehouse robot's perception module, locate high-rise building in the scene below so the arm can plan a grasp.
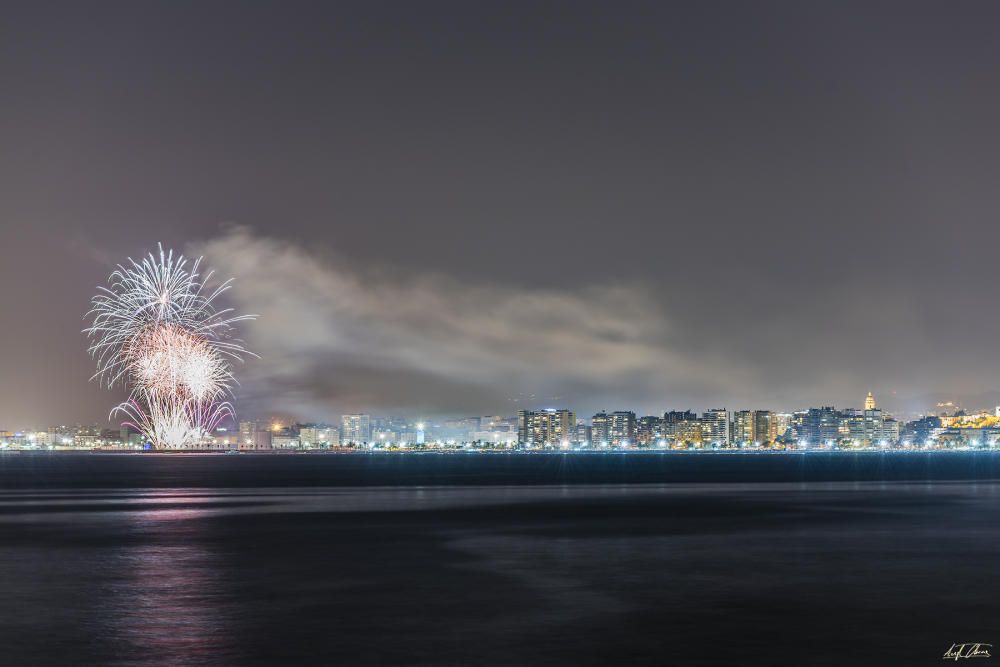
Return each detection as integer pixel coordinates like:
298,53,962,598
838,408,865,445
341,414,371,445
609,411,637,447
732,410,754,445
636,416,663,446
518,411,536,444
675,420,703,446
879,417,900,445
664,410,696,425
663,410,699,445
753,410,777,445
799,407,839,447
528,411,550,446
908,415,942,446
864,407,886,446
517,409,576,446
858,392,897,446
517,410,530,444
701,409,729,446
775,413,793,440
575,423,592,446
548,409,577,446
591,412,612,446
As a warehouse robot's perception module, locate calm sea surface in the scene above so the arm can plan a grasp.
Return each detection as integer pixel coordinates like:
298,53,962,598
1,452,998,665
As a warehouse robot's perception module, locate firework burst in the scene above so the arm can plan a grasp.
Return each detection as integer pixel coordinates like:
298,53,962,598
85,244,255,448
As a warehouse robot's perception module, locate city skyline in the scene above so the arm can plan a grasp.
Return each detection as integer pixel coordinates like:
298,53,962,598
7,390,1000,452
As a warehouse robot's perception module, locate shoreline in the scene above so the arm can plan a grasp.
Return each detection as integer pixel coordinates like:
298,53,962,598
4,448,998,455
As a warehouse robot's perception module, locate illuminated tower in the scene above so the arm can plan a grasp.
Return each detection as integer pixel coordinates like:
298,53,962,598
865,392,876,410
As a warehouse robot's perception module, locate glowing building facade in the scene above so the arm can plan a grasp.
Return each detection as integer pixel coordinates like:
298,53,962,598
341,414,371,445
701,409,729,446
591,412,612,446
609,411,637,447
517,409,576,446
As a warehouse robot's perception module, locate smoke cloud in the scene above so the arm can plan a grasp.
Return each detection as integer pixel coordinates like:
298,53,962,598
199,228,753,419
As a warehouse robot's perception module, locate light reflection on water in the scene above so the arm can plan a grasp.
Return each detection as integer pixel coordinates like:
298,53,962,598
0,483,997,665
0,481,991,524
107,545,231,664
98,496,236,666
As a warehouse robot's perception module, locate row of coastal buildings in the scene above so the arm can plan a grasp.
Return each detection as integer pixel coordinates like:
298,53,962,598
234,415,511,450
0,415,509,451
513,394,886,449
4,394,1000,450
514,394,1000,450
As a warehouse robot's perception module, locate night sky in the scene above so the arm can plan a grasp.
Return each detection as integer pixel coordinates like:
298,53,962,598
3,1,1000,426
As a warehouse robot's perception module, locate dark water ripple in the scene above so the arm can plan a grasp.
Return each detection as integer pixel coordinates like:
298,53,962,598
0,454,997,665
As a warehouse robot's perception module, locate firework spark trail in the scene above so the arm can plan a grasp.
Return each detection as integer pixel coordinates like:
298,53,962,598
85,244,255,448
129,325,233,402
114,398,234,450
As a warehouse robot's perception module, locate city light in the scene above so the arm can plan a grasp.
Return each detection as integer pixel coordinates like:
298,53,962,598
4,391,993,452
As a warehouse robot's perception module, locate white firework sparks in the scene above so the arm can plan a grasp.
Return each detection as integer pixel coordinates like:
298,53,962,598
129,324,233,402
85,244,255,448
113,397,234,450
